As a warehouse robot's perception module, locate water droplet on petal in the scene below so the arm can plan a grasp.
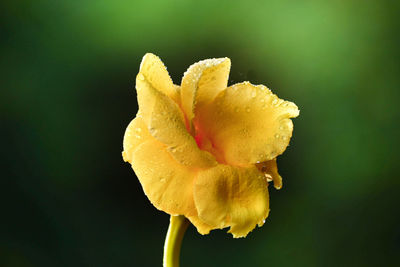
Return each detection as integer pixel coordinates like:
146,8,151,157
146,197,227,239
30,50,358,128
275,134,280,138
251,91,257,98
137,73,145,80
272,99,278,105
245,107,251,113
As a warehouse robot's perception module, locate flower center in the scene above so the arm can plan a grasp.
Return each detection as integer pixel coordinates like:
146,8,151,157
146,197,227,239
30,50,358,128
193,126,226,164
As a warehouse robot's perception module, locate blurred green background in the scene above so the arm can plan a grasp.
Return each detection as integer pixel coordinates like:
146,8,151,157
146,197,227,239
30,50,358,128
2,0,399,266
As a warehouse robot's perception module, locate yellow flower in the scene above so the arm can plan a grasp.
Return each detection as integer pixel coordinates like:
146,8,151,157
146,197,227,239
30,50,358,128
122,53,299,238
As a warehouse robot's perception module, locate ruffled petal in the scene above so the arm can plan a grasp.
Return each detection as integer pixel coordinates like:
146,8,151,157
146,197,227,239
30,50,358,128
136,73,217,169
196,82,299,166
180,58,231,123
130,133,198,217
139,53,179,103
193,164,270,238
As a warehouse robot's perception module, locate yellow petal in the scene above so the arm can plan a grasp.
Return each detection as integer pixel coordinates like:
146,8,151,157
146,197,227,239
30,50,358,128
122,117,152,163
180,58,231,123
131,136,198,217
136,73,217,169
193,164,270,238
196,82,299,166
139,53,179,103
187,215,213,235
256,159,283,189
123,117,211,225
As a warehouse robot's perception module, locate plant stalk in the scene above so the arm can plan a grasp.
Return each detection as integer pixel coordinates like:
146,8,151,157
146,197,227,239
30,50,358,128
163,215,189,267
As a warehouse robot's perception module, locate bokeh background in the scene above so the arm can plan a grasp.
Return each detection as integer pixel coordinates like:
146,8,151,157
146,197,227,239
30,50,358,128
2,0,399,266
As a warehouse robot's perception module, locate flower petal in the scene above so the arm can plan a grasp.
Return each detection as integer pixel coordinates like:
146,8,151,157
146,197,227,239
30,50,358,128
180,57,231,123
122,117,152,163
196,82,299,165
193,164,270,238
187,215,213,235
136,74,217,169
139,53,179,103
123,117,214,228
130,133,198,217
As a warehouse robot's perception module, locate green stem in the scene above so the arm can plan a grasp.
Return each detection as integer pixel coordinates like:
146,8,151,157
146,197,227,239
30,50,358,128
163,215,189,267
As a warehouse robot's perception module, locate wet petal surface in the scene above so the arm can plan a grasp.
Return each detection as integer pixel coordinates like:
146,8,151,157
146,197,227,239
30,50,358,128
122,117,152,163
139,53,179,102
180,58,230,124
196,82,299,166
136,73,217,169
128,126,198,217
194,164,270,238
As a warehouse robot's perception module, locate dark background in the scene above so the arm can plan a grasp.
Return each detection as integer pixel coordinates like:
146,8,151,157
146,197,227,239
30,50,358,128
2,1,399,266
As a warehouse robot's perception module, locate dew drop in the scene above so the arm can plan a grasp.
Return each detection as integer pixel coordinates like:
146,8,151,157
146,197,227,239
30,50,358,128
251,91,257,98
275,134,280,139
245,107,251,113
282,136,287,141
135,127,142,133
272,99,278,105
